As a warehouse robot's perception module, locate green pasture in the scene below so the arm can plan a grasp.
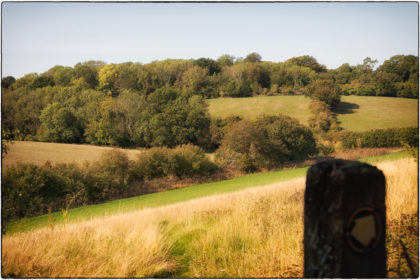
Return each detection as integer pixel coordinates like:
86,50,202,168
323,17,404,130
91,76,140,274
4,150,411,235
207,95,418,132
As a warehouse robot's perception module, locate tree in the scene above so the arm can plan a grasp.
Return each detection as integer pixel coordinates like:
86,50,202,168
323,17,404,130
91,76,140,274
308,100,338,132
147,94,210,147
216,119,266,172
375,72,398,97
181,65,209,94
192,58,221,75
84,97,132,146
40,103,83,143
217,54,235,67
53,67,74,86
73,61,102,88
245,52,262,63
1,76,15,89
98,63,119,95
306,79,341,107
255,114,317,162
286,55,327,73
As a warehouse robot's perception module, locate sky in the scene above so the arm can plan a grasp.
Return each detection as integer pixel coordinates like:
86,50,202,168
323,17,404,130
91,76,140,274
2,1,419,78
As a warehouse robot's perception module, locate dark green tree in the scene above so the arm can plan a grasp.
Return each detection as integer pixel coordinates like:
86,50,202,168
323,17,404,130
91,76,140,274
306,79,341,107
40,103,83,143
1,76,15,89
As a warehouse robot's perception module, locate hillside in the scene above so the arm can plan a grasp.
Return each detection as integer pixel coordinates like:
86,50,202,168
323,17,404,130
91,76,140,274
2,150,410,234
207,95,418,132
2,157,417,277
2,141,143,168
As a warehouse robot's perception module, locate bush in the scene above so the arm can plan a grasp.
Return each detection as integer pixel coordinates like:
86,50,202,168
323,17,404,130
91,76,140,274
305,79,341,107
129,144,217,181
2,162,83,222
84,149,131,200
256,115,317,163
308,100,339,133
338,127,418,149
216,114,317,172
170,144,218,177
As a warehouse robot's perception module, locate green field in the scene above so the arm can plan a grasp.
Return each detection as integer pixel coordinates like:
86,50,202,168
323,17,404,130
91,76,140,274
4,150,411,235
208,95,418,132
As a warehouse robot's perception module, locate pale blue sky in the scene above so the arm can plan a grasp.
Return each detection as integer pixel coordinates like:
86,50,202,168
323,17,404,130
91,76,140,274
2,2,418,78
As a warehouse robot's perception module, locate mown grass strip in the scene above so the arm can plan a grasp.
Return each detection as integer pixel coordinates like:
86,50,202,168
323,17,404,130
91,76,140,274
4,150,412,235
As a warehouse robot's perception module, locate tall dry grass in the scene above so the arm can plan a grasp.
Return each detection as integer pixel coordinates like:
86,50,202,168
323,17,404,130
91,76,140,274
377,158,418,220
2,158,417,278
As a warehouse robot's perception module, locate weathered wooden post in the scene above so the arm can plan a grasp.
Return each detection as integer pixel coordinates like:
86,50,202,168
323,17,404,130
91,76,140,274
304,159,386,278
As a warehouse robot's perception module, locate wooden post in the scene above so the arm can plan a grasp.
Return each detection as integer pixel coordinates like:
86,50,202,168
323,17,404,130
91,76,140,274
304,159,386,278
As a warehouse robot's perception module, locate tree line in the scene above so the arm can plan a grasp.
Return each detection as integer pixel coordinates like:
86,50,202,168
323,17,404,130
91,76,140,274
2,53,417,148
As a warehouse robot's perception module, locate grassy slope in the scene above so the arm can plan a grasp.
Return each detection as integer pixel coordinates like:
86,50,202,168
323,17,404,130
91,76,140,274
336,96,418,131
207,95,418,132
2,157,417,277
2,141,143,168
4,150,411,235
4,166,307,234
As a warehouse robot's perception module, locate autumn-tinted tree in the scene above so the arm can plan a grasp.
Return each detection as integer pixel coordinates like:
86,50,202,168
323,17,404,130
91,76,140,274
245,52,262,63
217,54,235,67
306,79,341,107
255,114,317,162
286,55,326,73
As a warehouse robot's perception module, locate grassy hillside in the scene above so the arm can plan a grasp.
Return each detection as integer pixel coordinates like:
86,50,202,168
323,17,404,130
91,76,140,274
4,166,308,234
2,157,417,277
2,141,143,168
207,95,418,131
3,150,411,234
208,95,311,124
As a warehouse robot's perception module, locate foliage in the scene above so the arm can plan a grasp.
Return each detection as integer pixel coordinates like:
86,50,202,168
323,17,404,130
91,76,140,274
2,145,217,223
245,52,262,63
285,55,327,73
40,102,83,143
1,76,16,89
129,144,217,181
308,100,339,133
216,114,317,172
2,162,84,222
337,127,418,149
255,115,317,162
2,54,418,149
305,79,341,107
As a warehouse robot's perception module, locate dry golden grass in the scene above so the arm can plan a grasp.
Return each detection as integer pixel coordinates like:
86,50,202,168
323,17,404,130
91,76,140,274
2,158,417,278
378,158,418,221
2,141,142,168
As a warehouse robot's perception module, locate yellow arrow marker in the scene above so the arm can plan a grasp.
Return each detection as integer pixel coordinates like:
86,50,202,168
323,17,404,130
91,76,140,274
350,214,376,246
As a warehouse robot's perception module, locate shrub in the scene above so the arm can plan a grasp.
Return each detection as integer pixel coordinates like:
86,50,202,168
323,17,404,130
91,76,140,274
308,100,339,133
170,144,217,177
130,145,217,181
2,162,80,222
338,127,418,149
255,114,317,163
305,79,341,107
216,114,317,172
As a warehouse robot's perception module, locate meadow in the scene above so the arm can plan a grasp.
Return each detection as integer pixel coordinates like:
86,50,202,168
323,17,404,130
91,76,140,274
207,95,418,131
1,141,143,168
2,157,418,277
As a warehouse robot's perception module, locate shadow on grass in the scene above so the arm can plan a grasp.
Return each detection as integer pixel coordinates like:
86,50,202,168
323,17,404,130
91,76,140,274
334,101,360,114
